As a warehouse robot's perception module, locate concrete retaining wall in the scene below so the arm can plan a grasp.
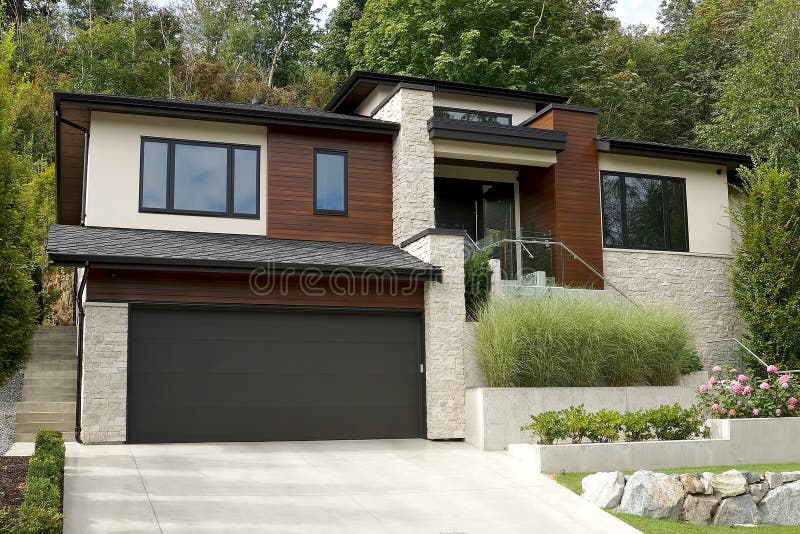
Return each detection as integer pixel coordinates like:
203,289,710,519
466,373,707,451
509,417,800,473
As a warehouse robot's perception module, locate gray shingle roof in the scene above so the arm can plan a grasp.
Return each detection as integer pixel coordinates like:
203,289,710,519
47,225,440,280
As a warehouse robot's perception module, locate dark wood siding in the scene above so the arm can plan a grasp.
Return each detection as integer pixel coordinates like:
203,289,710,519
57,106,90,225
267,126,394,244
86,269,424,309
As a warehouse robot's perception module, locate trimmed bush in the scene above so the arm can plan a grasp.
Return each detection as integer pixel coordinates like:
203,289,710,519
475,297,691,387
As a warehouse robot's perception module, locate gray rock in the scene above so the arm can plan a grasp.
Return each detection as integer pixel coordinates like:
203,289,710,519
0,370,23,456
701,472,715,495
781,471,800,484
616,470,685,520
750,482,770,504
765,471,783,490
759,480,800,525
712,470,749,498
683,494,720,525
713,494,762,526
680,473,705,494
581,471,625,509
740,471,762,485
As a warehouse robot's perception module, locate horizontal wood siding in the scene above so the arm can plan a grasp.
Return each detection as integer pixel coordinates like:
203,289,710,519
267,126,394,244
86,269,424,309
57,106,90,225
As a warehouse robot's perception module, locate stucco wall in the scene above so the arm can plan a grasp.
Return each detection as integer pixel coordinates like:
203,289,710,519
598,153,732,255
603,249,742,364
86,112,268,234
81,302,128,444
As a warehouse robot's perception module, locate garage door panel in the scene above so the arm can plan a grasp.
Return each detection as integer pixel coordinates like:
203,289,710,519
128,306,424,443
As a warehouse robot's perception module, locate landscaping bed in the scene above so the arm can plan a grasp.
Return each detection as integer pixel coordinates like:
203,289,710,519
0,456,28,518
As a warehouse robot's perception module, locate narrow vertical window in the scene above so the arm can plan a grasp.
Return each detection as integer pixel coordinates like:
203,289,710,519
233,148,258,215
600,174,623,247
314,149,347,215
141,141,168,209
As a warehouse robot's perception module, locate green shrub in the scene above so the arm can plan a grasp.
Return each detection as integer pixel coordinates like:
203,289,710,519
476,297,691,387
464,250,492,321
621,410,653,442
520,410,566,445
647,404,709,441
27,454,62,484
679,348,704,375
34,431,65,462
587,409,623,443
18,477,62,534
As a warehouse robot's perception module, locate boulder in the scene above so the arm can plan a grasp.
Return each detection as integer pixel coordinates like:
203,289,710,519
700,472,715,495
581,471,625,509
616,470,685,520
680,474,705,494
712,494,762,526
759,480,800,525
683,494,720,525
740,470,762,485
781,471,800,484
765,471,783,490
712,470,749,497
750,482,770,504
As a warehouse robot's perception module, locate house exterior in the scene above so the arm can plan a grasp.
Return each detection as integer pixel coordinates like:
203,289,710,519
47,71,750,445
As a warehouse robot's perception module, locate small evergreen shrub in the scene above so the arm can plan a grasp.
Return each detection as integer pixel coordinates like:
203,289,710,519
679,348,704,374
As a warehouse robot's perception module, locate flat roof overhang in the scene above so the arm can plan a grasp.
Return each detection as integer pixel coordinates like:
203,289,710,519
596,137,752,174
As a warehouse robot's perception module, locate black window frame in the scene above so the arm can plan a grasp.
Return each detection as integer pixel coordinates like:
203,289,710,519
138,136,261,219
313,148,348,216
600,171,689,252
433,106,513,126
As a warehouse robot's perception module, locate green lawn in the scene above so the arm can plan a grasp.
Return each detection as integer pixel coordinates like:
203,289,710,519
553,463,800,533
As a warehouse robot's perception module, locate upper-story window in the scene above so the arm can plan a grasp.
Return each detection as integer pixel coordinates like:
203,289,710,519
433,106,512,126
140,137,259,218
314,149,348,215
601,171,688,252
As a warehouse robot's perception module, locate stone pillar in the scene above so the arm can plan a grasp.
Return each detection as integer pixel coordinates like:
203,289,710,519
81,302,128,444
404,233,466,439
374,88,436,245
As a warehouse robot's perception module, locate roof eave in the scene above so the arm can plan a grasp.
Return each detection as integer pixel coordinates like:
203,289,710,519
597,138,752,171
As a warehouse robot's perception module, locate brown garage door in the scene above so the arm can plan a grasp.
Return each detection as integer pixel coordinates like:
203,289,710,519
128,305,424,443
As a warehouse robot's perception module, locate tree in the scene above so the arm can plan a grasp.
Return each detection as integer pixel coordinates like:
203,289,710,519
731,164,800,370
317,0,366,75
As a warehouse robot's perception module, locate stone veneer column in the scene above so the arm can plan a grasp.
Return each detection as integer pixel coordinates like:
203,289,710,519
603,250,743,366
373,88,436,244
404,233,466,439
81,302,128,443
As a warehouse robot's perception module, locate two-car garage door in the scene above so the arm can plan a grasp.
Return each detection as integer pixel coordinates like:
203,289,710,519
127,305,424,443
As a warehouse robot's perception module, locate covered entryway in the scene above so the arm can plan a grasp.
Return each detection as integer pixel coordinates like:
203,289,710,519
127,305,424,443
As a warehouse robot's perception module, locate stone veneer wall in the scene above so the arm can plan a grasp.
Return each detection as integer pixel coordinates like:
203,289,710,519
81,302,128,443
603,249,742,365
404,234,466,439
374,88,436,245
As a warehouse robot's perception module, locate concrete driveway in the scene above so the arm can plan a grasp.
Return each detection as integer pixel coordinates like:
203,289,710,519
64,440,638,534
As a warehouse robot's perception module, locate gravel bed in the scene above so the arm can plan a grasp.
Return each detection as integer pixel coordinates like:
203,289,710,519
0,371,23,455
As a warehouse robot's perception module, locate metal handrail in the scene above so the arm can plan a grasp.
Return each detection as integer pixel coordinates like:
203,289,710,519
707,338,800,374
467,236,638,305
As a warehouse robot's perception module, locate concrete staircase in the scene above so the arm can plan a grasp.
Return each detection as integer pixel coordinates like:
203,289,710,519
15,326,77,442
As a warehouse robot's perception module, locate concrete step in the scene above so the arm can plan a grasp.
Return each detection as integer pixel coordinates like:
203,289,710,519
15,431,75,443
16,401,76,413
15,422,74,434
24,361,77,373
16,412,75,424
22,369,76,380
21,388,76,402
22,378,75,389
29,345,77,354
27,354,77,363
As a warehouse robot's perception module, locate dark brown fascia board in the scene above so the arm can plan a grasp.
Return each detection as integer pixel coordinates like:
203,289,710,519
596,137,752,171
53,92,400,134
325,71,569,113
518,103,601,126
46,252,442,281
427,117,567,151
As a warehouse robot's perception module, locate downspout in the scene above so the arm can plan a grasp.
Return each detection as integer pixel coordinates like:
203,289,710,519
74,262,89,444
56,112,90,225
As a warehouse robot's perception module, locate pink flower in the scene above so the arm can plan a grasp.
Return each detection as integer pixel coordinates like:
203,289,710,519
760,382,770,390
753,408,760,416
776,408,782,415
744,385,754,394
731,383,742,394
709,377,719,386
729,409,737,417
788,404,795,411
699,384,709,393
736,400,742,406
789,397,798,405
767,364,779,373
712,366,722,373
781,382,790,389
711,403,721,412
738,374,749,383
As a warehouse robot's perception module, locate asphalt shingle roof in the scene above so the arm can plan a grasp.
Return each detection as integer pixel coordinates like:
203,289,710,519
47,225,440,279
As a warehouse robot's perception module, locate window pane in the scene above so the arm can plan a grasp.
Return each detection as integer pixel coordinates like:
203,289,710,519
625,176,665,250
233,149,258,215
141,141,168,209
601,174,623,247
665,180,688,251
433,107,511,125
315,152,346,212
173,144,228,213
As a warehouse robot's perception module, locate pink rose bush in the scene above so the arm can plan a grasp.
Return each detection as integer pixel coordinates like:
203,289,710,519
697,365,799,419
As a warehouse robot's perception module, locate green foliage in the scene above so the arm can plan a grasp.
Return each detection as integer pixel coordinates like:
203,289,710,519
522,403,708,445
34,431,66,461
698,366,800,418
12,431,66,534
464,250,491,321
475,297,691,388
679,348,704,375
729,165,800,370
317,0,366,74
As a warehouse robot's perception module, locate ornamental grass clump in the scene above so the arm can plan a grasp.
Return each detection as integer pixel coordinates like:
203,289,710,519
698,364,800,418
475,297,690,387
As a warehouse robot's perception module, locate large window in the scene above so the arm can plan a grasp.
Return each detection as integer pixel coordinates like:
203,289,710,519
601,172,688,251
314,149,347,215
433,106,512,126
140,137,259,218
